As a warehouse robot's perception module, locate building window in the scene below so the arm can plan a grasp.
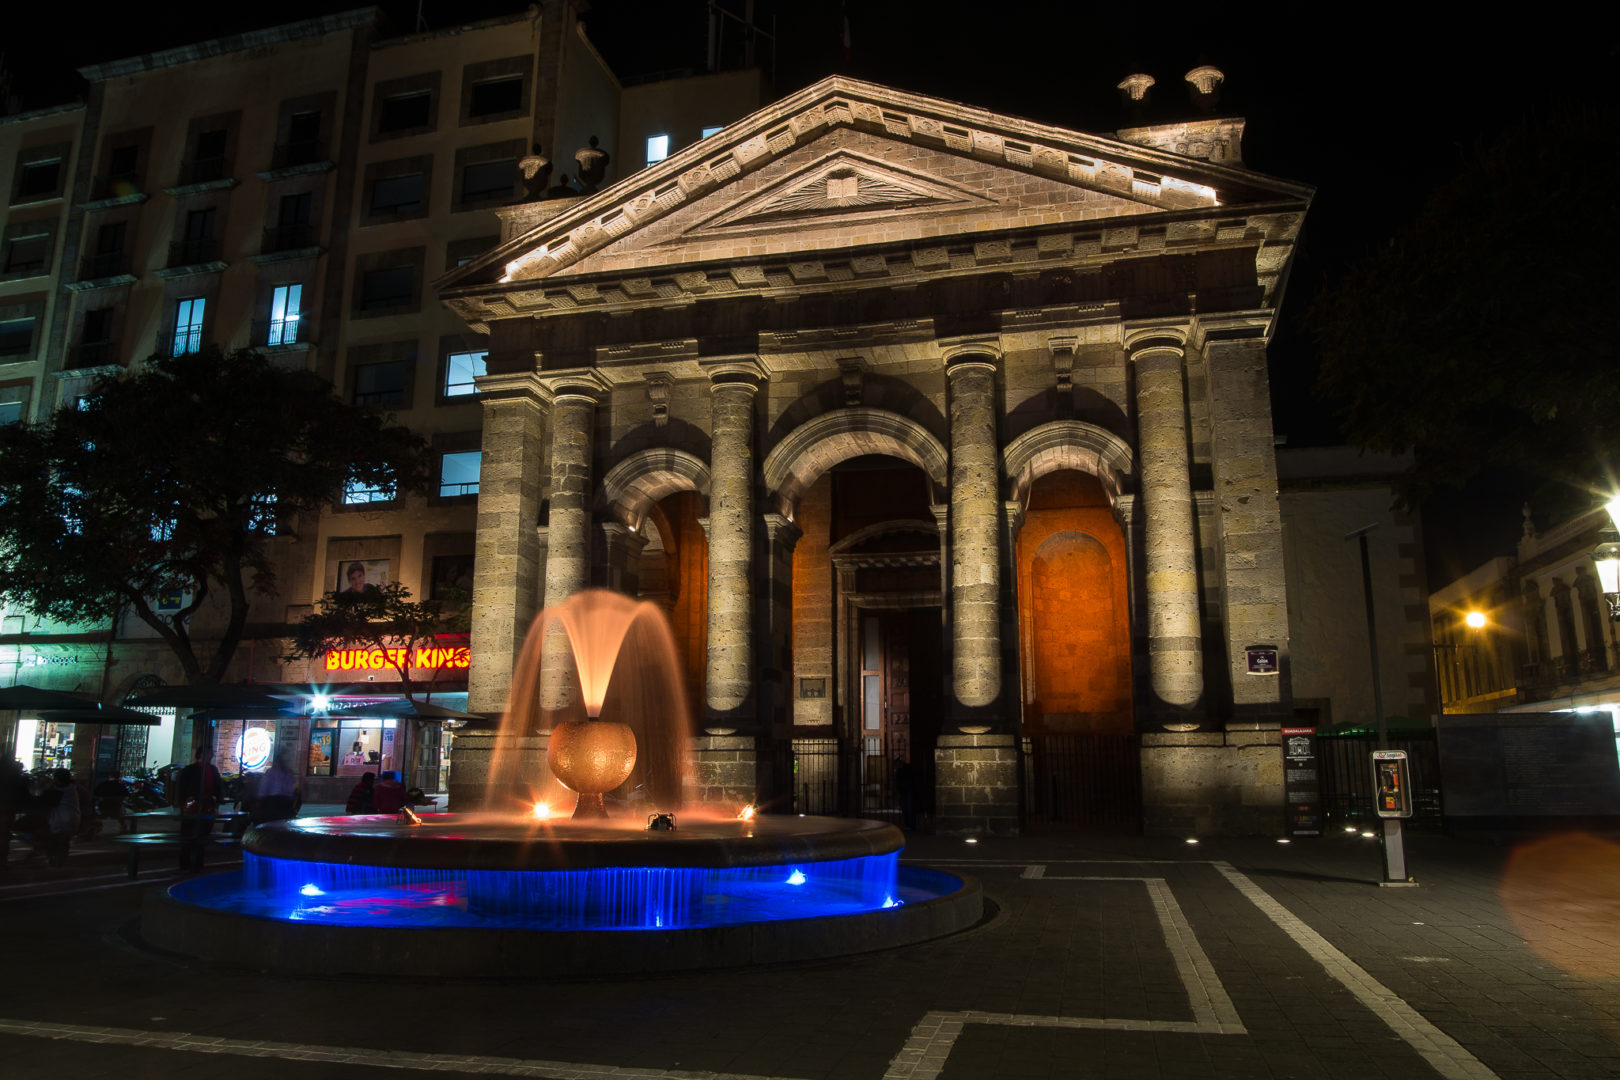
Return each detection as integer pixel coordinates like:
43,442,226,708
267,283,303,346
701,126,723,139
0,401,21,425
378,92,432,134
186,128,229,184
172,208,218,266
0,316,36,357
308,718,398,776
369,172,424,216
266,192,313,252
172,297,206,356
467,77,523,117
82,221,127,280
438,450,480,497
354,359,408,405
247,493,278,534
3,233,48,275
442,350,487,397
74,308,114,369
359,266,414,313
284,111,322,166
342,477,395,505
15,159,62,202
646,134,669,165
460,159,515,204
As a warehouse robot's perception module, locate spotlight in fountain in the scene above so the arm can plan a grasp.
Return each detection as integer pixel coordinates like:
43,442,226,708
737,804,757,821
647,811,676,831
530,801,552,820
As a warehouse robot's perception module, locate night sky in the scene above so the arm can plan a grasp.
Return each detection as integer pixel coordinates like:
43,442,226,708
6,1,1605,580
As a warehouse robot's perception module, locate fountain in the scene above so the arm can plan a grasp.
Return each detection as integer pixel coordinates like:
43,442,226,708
143,591,980,976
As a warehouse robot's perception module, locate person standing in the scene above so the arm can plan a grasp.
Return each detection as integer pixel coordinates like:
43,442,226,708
0,759,34,869
248,753,301,824
45,769,80,866
174,745,222,871
345,771,376,814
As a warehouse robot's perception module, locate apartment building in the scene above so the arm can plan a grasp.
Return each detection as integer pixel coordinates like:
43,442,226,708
0,2,764,798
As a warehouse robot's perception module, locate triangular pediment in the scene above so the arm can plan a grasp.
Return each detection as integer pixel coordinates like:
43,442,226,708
439,76,1311,320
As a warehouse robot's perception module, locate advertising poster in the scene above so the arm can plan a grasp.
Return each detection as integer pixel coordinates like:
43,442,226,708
1281,726,1320,836
329,558,390,596
308,729,334,773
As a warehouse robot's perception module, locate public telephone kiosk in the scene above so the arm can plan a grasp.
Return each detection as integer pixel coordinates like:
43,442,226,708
1372,749,1413,819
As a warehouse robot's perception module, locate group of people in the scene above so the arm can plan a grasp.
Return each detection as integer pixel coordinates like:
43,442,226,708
5,743,422,872
1,762,96,867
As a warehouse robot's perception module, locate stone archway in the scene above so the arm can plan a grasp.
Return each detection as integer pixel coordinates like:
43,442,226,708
761,407,948,519
1002,420,1135,512
598,447,711,529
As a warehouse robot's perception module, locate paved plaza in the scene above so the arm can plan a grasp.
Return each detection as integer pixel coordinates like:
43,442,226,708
2,825,1617,1080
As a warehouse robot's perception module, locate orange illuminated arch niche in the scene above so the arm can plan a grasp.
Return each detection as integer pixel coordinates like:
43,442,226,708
1016,471,1132,735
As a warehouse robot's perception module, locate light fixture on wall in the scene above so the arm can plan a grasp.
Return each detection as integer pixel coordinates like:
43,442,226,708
1590,497,1620,619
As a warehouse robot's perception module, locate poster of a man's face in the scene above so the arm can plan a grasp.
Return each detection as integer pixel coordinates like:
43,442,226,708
330,558,390,595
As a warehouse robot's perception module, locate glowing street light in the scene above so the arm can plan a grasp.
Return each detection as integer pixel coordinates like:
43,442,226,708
1592,497,1620,619
1464,610,1487,630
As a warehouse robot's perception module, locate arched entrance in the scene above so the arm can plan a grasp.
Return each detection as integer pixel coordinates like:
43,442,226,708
764,409,949,824
1003,421,1140,831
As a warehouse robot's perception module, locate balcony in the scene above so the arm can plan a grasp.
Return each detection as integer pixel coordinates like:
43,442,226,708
252,315,308,349
168,237,220,269
178,156,230,186
66,339,119,370
261,222,316,255
78,251,130,282
91,172,143,201
272,139,327,170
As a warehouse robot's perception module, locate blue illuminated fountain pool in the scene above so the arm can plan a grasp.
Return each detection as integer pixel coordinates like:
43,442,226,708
145,812,979,975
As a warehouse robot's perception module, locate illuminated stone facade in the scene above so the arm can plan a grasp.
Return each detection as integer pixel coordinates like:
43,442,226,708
443,78,1315,834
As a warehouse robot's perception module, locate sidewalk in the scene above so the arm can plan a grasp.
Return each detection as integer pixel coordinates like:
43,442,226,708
0,826,1616,1079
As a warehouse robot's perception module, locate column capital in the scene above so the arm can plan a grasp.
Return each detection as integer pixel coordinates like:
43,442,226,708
700,356,769,390
536,367,610,402
1124,324,1190,359
476,370,551,406
941,339,1001,375
763,511,801,551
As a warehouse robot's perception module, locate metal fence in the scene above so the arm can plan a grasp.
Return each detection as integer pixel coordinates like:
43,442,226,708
1021,733,1142,832
1317,734,1444,828
791,734,922,824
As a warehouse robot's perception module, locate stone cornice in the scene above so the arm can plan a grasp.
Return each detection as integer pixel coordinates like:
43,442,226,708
472,370,551,405
439,202,1304,335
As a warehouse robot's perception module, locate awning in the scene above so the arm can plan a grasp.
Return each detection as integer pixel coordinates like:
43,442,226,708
0,685,98,710
128,683,299,710
38,705,162,726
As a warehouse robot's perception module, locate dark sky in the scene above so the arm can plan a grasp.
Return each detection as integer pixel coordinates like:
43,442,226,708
6,1,1605,579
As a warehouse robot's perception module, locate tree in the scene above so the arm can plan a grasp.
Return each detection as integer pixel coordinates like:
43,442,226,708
0,346,432,683
283,581,470,703
1311,99,1620,519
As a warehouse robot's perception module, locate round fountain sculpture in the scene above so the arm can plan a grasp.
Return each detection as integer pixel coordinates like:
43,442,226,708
144,591,981,976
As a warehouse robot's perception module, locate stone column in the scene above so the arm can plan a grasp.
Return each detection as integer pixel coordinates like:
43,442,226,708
943,350,1002,720
538,371,606,713
467,372,549,714
1129,329,1204,722
701,360,765,729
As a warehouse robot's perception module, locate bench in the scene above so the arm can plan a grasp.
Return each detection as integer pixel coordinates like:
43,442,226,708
104,832,242,878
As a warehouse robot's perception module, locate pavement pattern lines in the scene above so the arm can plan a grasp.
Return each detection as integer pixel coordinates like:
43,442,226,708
0,857,1505,1080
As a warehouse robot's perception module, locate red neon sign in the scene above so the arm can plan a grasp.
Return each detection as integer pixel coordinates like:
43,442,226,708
323,646,470,672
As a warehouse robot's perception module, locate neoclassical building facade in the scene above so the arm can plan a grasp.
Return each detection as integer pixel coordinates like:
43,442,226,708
440,77,1312,834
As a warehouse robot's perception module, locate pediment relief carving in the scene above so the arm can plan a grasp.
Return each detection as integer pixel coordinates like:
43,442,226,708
688,151,992,237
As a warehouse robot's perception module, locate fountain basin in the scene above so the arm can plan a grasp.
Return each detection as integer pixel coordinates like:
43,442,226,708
142,814,982,975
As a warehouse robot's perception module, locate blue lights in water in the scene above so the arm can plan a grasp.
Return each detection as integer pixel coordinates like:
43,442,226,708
189,850,904,931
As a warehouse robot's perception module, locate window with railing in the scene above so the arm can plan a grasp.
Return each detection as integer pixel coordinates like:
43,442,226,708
266,283,303,346
182,129,229,185
358,265,414,312
459,159,515,205
369,172,424,217
172,297,205,356
438,450,480,497
353,359,407,405
3,234,48,275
